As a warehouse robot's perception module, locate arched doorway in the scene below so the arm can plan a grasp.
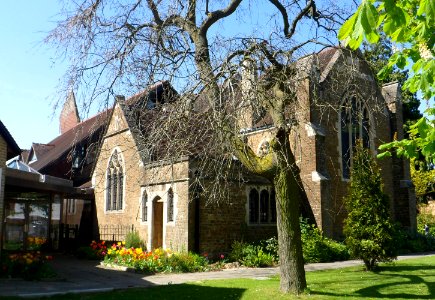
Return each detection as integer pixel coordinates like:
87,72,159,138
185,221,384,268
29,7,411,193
152,196,163,249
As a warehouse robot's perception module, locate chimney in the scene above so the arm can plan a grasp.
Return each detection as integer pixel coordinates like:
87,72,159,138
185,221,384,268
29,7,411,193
59,91,80,134
239,58,257,130
115,95,126,102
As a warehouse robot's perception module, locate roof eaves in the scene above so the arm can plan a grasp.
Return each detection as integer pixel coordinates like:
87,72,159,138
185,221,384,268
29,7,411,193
0,120,21,157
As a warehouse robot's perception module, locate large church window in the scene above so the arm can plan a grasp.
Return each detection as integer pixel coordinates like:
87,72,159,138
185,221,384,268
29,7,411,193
106,149,124,211
340,96,370,179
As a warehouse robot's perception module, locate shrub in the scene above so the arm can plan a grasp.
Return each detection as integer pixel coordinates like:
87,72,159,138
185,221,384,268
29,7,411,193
417,211,435,236
300,218,349,263
343,142,397,270
411,164,435,203
164,252,209,273
395,228,435,254
125,231,145,249
229,240,277,267
230,229,349,267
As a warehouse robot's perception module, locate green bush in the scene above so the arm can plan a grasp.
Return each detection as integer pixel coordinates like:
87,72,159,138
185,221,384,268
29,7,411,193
300,218,349,263
343,142,397,270
417,211,435,236
229,240,277,267
395,228,435,254
229,229,348,267
125,231,145,249
164,252,209,273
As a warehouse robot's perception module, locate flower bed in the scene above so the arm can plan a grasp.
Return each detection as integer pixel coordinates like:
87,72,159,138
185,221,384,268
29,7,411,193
103,242,209,273
1,251,55,280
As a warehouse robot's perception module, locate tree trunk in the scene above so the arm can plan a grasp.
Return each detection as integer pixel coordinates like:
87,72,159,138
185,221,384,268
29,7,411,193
273,130,306,294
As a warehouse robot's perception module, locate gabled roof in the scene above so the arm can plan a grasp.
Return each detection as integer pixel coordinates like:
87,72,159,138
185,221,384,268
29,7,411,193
0,120,21,159
29,110,111,172
29,143,55,162
117,81,181,165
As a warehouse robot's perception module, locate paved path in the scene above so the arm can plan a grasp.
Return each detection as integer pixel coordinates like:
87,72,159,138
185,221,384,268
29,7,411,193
1,252,434,298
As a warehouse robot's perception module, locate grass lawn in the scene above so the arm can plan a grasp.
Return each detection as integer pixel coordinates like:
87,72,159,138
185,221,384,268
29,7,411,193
8,256,435,300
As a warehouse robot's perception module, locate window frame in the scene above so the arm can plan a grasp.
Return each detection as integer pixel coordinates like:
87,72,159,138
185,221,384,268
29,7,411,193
339,95,372,180
105,149,125,212
141,190,148,222
247,186,276,226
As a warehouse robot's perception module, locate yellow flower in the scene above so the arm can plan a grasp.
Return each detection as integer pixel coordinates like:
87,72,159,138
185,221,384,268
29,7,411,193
122,241,126,245
117,242,121,246
26,259,33,265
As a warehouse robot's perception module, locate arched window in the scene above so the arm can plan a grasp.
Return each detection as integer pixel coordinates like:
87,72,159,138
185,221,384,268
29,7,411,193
167,188,174,222
248,187,276,225
106,149,124,211
260,190,270,223
249,189,259,223
340,96,370,179
142,191,148,222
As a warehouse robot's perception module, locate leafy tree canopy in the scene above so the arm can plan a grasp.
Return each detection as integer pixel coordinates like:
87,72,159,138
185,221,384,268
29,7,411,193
339,0,434,165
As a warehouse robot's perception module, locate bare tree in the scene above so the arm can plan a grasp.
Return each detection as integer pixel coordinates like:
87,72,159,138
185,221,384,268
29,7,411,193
47,0,353,294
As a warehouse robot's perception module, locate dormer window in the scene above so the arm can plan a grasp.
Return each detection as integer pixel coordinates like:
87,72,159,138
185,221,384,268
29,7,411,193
28,152,37,163
72,145,85,169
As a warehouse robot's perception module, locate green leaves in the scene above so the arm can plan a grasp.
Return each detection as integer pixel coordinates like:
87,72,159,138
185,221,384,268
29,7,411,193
344,143,397,270
361,2,380,43
339,0,380,48
341,0,434,164
418,0,435,24
377,109,435,165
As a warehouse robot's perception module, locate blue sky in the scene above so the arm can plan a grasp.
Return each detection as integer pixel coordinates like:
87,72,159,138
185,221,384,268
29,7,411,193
0,1,65,149
0,1,431,150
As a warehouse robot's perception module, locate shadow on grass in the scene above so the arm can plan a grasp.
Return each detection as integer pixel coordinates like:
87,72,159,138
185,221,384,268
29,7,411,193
310,265,435,299
135,284,246,300
374,264,435,273
44,284,247,300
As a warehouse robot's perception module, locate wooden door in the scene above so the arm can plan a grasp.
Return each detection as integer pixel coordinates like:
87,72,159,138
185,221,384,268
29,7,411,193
152,199,163,249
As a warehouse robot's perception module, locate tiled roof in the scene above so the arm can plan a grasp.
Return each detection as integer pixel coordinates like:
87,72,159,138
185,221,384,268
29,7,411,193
31,143,55,160
30,110,111,172
317,47,339,73
29,81,176,185
0,120,21,159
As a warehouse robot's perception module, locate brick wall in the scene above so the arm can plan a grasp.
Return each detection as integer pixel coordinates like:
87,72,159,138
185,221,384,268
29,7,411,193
238,52,415,240
191,183,276,256
93,103,191,251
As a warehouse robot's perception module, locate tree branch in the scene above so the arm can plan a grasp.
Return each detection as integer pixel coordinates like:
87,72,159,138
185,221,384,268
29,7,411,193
269,0,315,39
187,0,196,23
147,0,163,25
230,133,276,178
200,0,243,35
